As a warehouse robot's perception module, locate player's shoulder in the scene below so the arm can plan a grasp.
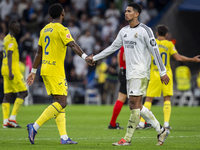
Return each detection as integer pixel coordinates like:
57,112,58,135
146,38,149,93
138,23,153,37
4,34,15,43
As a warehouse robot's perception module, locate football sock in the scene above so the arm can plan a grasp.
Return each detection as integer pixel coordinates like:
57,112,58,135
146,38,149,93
55,108,68,139
163,101,171,127
10,98,24,120
140,101,152,124
35,102,62,127
124,109,140,142
2,103,10,125
140,106,164,134
110,100,124,127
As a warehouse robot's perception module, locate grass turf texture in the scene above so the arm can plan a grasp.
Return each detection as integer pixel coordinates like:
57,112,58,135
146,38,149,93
0,104,200,150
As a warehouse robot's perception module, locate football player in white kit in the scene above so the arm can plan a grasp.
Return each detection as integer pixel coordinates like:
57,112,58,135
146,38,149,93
86,3,170,146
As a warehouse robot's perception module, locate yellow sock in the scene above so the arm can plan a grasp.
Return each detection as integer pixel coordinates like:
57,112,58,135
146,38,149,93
163,101,171,123
140,101,152,123
55,108,67,136
10,98,24,116
2,103,10,122
36,102,62,127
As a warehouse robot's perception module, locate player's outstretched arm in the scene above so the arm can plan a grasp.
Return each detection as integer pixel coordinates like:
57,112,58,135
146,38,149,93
161,74,170,85
26,45,42,86
173,53,200,63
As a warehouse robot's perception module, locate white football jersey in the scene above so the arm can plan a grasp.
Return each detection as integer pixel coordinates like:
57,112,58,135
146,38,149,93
93,23,166,80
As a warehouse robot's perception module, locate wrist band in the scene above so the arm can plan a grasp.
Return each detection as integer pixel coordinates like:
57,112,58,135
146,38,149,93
81,53,88,60
31,68,37,74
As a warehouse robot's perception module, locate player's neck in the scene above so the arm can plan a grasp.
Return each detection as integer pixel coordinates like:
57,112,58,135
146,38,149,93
52,18,62,24
157,36,166,40
129,19,140,28
9,31,15,37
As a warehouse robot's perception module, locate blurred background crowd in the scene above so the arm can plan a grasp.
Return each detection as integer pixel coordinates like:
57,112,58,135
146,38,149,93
1,0,200,105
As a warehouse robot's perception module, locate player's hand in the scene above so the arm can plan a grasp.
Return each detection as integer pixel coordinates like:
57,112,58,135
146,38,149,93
85,55,95,66
161,74,170,85
26,72,36,86
9,72,14,80
193,55,200,62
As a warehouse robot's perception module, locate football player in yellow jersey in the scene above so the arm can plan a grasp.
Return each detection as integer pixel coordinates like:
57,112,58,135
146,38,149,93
26,3,90,145
1,20,28,128
138,25,200,129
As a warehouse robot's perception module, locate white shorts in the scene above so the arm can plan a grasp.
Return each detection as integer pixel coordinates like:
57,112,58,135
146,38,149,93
127,78,149,97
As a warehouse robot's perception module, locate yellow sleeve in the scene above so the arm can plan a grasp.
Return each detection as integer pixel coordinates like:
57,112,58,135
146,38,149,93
7,39,15,51
38,31,42,46
170,42,177,55
59,27,74,45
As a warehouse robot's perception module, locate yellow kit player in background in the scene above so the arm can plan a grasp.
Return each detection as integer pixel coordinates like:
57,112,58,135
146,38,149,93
1,20,28,128
138,25,200,129
26,3,90,145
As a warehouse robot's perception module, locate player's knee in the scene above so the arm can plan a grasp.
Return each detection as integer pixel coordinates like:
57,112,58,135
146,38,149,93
60,101,67,108
19,90,28,99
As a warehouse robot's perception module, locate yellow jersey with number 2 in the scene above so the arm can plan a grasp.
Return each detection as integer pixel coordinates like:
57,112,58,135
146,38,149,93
38,22,74,78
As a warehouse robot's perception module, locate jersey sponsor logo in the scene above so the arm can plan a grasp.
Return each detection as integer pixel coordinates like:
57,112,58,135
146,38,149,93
134,33,138,38
42,60,56,65
124,40,136,49
8,43,13,48
150,39,156,46
66,33,71,38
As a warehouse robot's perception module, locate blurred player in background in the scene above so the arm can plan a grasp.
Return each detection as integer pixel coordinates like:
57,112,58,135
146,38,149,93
138,25,200,129
1,20,28,128
26,3,89,145
108,46,126,129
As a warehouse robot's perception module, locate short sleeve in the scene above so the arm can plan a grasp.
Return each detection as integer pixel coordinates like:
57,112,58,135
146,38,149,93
38,31,42,46
7,39,15,51
59,27,74,45
170,42,177,55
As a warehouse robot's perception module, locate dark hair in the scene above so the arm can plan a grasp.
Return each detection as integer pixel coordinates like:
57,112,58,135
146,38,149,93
48,3,63,19
8,20,18,29
156,25,169,36
128,3,142,15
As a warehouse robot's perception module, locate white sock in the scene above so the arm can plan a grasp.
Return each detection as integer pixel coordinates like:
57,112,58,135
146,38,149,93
9,115,16,120
3,119,8,125
61,135,69,140
140,106,164,134
124,109,140,142
139,121,145,127
164,122,169,127
33,122,40,131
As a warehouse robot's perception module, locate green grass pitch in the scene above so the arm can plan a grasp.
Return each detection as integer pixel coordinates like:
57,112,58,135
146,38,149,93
0,104,200,150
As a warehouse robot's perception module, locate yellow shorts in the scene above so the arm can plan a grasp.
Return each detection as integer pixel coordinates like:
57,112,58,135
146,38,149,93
42,76,68,96
3,74,27,94
146,78,173,97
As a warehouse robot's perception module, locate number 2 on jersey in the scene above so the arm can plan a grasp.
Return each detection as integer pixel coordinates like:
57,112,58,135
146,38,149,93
44,36,50,55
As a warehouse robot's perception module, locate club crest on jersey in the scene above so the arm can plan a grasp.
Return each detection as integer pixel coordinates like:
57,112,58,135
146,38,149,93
150,39,156,46
66,33,71,38
8,43,13,48
134,33,138,38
